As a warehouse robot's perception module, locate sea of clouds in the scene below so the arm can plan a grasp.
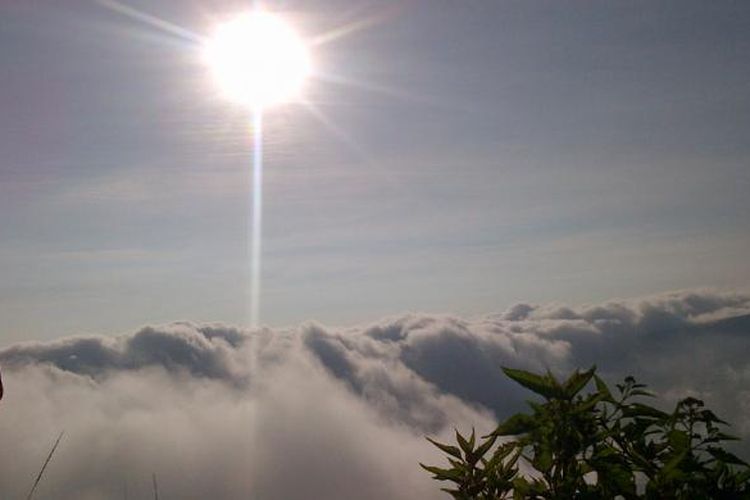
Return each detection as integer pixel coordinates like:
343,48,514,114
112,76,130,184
1,288,749,499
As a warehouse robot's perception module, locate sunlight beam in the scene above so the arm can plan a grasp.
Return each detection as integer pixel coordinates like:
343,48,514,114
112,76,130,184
250,111,263,327
203,11,311,327
310,5,403,47
95,0,203,43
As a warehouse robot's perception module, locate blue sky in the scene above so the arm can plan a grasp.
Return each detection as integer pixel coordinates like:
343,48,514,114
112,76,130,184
1,0,749,343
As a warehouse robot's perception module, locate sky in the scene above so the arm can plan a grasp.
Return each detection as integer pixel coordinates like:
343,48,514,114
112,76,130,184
1,2,750,498
1,1,750,342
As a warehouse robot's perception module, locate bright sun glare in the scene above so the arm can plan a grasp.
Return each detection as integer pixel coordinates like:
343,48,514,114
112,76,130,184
204,12,311,108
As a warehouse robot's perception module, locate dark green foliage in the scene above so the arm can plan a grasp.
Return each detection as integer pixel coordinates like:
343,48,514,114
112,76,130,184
422,367,750,499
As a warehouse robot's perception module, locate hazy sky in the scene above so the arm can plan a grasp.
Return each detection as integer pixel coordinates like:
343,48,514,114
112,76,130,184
1,4,750,498
2,0,749,343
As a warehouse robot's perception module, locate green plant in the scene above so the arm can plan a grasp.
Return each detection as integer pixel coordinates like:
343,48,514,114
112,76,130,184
422,367,750,499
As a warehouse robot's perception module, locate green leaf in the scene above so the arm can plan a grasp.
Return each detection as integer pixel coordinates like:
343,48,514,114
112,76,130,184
575,391,606,414
594,460,635,494
700,409,729,425
563,366,596,399
420,464,463,482
667,429,690,452
629,389,655,398
622,402,669,420
662,448,688,479
707,446,750,466
736,469,750,483
472,434,497,461
426,437,463,459
492,413,535,436
533,446,553,473
715,432,740,441
455,429,473,456
594,374,612,400
502,367,562,399
512,477,532,497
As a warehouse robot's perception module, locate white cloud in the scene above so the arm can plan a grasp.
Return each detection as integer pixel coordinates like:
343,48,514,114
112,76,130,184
0,288,748,498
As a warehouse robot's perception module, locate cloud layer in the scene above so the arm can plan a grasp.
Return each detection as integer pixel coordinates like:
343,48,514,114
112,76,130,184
1,288,749,499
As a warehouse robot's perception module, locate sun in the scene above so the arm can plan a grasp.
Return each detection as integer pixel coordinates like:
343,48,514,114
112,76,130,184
204,11,311,109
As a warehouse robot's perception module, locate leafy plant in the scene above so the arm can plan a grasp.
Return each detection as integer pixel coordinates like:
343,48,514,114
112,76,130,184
422,367,750,499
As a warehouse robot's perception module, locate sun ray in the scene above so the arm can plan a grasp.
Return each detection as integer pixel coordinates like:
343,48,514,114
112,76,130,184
299,99,370,159
317,72,465,111
299,99,410,197
95,0,203,43
250,111,263,328
310,4,404,47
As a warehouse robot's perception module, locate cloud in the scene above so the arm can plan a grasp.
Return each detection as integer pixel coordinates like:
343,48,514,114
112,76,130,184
0,323,249,385
0,288,749,498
